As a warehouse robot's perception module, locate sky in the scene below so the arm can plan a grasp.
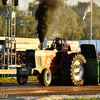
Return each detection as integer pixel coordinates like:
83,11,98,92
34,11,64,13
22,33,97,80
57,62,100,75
67,0,100,6
18,0,100,10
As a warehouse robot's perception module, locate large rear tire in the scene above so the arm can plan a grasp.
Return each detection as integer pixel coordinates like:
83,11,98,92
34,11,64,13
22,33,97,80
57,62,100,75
39,69,52,86
17,75,28,85
61,54,86,86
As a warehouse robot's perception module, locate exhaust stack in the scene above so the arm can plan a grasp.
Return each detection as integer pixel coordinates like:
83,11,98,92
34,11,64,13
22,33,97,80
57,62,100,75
40,42,43,50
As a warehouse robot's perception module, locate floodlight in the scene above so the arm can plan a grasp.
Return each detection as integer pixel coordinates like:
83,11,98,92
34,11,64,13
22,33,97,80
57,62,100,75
2,0,8,6
14,0,19,6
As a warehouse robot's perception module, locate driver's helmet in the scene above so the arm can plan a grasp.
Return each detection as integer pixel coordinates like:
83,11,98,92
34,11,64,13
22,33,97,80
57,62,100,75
58,39,61,44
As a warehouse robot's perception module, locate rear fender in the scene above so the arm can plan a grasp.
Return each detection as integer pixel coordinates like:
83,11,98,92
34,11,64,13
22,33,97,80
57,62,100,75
81,44,97,59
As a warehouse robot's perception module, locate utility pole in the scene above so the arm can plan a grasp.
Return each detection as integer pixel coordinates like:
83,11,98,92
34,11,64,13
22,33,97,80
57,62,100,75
90,0,92,44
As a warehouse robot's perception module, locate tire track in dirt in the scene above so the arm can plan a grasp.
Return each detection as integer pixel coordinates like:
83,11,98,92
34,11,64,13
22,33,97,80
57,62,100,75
0,83,100,97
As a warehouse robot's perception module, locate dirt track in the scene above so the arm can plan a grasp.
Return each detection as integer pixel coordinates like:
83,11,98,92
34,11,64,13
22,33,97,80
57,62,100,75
0,83,100,97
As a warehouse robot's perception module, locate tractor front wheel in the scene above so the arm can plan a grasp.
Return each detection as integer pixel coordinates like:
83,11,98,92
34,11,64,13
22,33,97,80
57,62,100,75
17,75,28,85
39,69,52,86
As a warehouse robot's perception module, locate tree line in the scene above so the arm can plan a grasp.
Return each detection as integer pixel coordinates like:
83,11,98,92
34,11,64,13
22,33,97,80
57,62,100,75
0,1,100,40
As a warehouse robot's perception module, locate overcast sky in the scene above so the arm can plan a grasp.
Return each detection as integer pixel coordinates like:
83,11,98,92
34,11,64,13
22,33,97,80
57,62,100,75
18,0,100,10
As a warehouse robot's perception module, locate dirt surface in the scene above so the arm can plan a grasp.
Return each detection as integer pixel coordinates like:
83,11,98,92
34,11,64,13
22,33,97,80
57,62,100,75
0,83,100,97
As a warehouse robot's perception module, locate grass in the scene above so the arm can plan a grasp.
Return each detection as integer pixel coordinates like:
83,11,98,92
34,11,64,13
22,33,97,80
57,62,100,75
27,76,39,83
63,98,99,100
0,76,39,84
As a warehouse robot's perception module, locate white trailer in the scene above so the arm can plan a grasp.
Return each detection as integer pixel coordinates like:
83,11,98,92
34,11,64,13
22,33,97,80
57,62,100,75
0,37,39,53
0,37,39,76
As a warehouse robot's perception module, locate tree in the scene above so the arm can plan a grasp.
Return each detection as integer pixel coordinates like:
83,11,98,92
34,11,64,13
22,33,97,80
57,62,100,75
0,1,6,36
58,4,85,40
28,1,39,17
16,9,37,38
0,1,100,40
73,2,100,40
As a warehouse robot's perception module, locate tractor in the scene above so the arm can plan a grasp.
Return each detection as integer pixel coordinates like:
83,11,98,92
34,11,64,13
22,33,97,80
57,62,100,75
17,38,100,86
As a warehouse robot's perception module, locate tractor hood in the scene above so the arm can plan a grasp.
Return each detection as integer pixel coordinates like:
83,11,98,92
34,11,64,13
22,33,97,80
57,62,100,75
25,49,57,69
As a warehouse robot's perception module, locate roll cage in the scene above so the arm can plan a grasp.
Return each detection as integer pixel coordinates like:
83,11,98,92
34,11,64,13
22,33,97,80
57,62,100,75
52,38,68,51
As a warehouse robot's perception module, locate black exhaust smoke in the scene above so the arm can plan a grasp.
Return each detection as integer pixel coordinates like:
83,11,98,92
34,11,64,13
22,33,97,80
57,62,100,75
35,0,64,43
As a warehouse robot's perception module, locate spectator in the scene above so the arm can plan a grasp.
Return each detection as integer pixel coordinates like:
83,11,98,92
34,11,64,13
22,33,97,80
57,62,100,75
9,55,11,65
20,54,23,61
0,53,3,65
45,45,50,50
12,54,15,64
17,54,21,65
22,55,25,63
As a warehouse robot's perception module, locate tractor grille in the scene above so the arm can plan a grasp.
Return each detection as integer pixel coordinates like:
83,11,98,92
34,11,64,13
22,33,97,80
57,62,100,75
25,50,36,67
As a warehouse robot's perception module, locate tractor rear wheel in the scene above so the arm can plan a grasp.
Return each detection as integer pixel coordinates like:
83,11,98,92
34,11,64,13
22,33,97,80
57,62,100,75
39,69,52,86
17,75,28,85
61,54,86,86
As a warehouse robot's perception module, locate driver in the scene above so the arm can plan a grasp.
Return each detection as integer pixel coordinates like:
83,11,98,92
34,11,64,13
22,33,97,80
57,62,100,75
57,39,62,51
57,39,71,51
